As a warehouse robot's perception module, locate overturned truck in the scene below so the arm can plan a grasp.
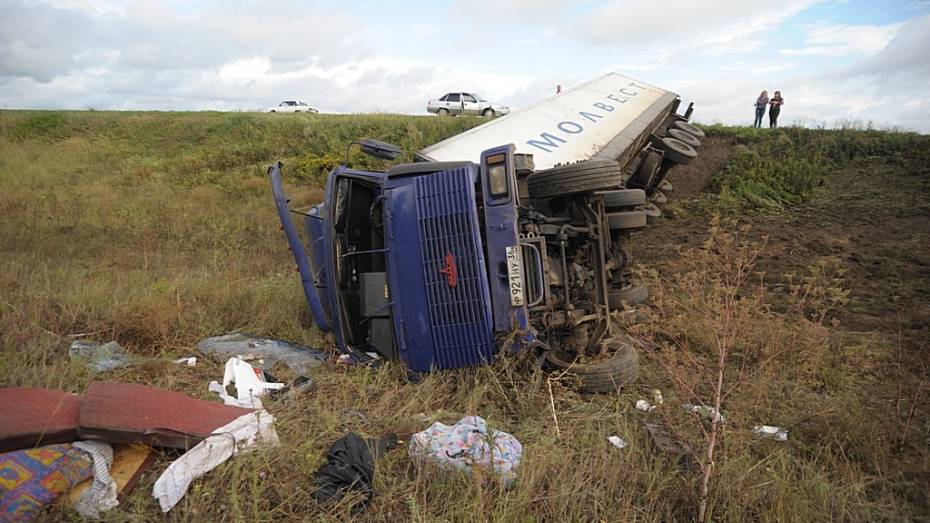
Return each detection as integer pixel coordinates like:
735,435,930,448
270,73,705,392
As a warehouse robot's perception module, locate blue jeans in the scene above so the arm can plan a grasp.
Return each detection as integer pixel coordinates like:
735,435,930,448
754,107,765,128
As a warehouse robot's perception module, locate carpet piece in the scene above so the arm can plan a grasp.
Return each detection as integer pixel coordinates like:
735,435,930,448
0,389,82,453
77,382,253,449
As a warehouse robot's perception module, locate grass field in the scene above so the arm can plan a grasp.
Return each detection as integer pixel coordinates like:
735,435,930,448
1,110,927,521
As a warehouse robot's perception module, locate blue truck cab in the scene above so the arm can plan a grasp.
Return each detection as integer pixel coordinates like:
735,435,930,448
271,144,535,372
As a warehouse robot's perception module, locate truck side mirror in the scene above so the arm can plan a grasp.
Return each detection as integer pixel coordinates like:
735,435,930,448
356,139,402,161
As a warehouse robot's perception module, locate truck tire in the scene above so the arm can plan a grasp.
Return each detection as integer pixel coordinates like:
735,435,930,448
660,137,697,165
597,189,646,209
644,202,662,224
649,190,668,205
545,338,639,393
482,108,495,117
607,211,646,230
528,159,623,199
437,108,449,116
627,150,662,189
658,179,673,192
608,283,649,308
668,128,701,148
671,120,706,139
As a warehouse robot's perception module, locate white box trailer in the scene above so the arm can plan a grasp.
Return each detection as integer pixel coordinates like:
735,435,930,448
417,72,694,172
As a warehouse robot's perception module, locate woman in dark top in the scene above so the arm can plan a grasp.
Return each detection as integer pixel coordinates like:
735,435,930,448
769,91,784,128
754,90,769,128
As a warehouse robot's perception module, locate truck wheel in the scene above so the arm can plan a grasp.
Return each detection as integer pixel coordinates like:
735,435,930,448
607,210,646,230
627,150,662,189
482,108,495,117
644,202,662,224
668,128,701,148
671,120,706,139
545,338,639,393
660,136,697,165
597,189,646,209
528,159,623,199
437,108,449,116
649,190,668,205
608,283,648,308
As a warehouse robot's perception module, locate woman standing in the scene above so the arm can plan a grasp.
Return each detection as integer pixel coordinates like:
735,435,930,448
769,91,784,128
754,90,769,128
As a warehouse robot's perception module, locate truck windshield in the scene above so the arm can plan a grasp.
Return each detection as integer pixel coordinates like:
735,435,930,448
332,176,388,353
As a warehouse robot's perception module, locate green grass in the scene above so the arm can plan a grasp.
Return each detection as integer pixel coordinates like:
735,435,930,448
1,111,927,521
700,124,928,211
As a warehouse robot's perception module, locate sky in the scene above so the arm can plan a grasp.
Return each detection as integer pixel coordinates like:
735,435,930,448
2,0,930,131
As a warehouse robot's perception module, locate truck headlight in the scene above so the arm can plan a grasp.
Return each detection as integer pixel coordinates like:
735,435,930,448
480,147,516,206
487,163,508,197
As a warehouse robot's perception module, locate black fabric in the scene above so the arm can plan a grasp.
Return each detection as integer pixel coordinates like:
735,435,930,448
311,432,397,513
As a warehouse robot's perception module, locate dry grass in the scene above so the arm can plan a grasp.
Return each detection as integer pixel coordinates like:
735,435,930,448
1,111,927,521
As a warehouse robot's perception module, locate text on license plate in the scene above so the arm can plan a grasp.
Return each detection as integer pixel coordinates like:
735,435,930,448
505,245,525,307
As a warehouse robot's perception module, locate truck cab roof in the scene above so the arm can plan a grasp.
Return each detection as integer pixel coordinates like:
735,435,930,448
386,161,472,178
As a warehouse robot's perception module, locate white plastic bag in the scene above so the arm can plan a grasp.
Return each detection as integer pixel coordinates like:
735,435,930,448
209,357,284,408
152,410,279,512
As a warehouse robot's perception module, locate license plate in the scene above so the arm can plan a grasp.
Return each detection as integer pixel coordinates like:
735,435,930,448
505,245,525,306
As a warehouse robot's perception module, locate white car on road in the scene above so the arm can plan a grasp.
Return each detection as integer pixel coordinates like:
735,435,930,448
427,92,510,117
268,101,318,113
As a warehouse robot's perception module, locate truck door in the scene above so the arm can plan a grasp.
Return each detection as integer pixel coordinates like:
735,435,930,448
462,94,480,115
446,93,462,114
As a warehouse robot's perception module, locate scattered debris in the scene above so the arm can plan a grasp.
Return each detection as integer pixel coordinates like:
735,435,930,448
72,440,119,518
0,388,82,452
344,410,368,422
644,422,692,469
64,443,154,509
652,389,664,405
196,333,326,374
408,416,522,487
77,382,253,449
682,403,726,423
312,432,397,514
173,357,197,366
69,340,133,373
753,425,789,442
290,376,314,395
635,399,655,412
607,435,628,450
208,357,284,409
153,409,279,512
0,443,94,522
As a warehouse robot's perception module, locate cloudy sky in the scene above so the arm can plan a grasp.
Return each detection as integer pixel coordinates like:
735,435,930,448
2,0,929,131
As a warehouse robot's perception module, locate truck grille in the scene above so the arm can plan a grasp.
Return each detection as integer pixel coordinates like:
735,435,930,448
415,170,495,369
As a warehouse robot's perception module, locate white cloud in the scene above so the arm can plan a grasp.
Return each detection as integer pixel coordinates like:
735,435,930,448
217,57,271,83
573,0,827,54
781,23,900,57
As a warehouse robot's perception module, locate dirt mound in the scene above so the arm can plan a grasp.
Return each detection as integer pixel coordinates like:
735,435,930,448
665,136,734,198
